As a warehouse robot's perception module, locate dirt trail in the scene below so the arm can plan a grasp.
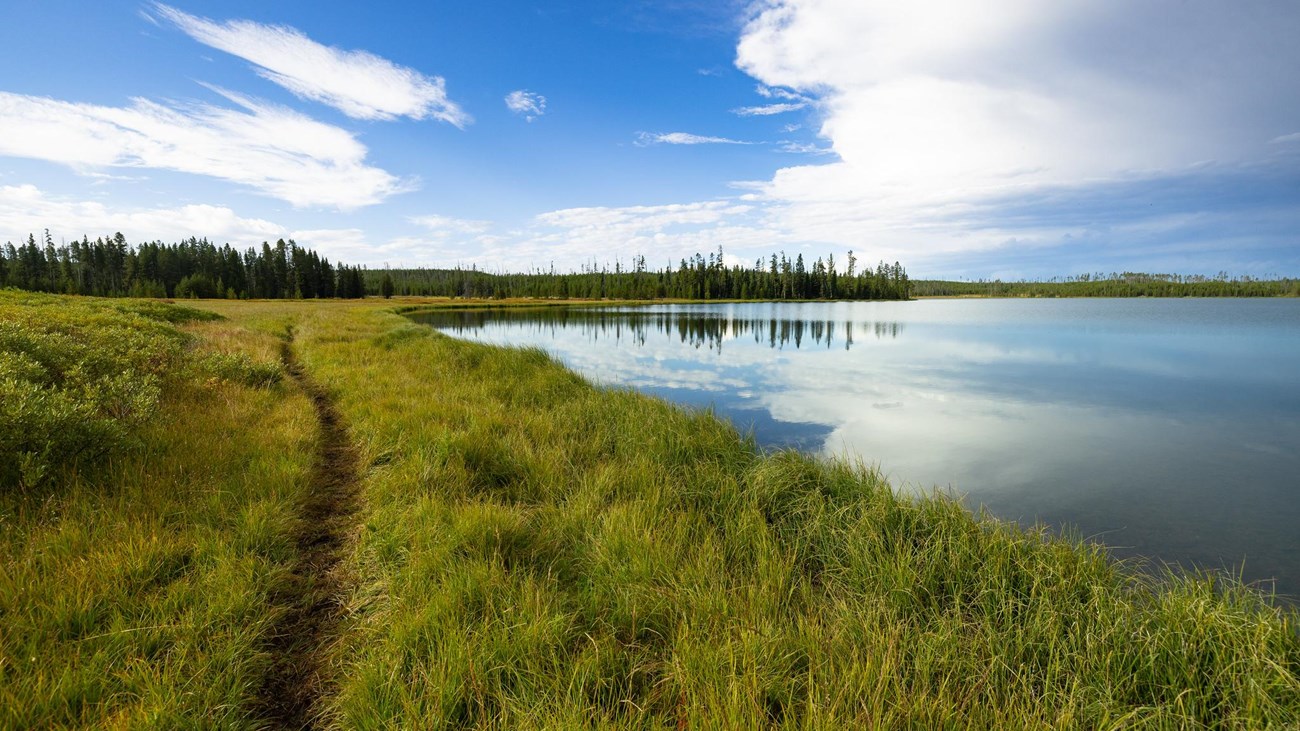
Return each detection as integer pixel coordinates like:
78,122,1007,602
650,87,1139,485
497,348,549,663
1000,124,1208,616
256,329,361,729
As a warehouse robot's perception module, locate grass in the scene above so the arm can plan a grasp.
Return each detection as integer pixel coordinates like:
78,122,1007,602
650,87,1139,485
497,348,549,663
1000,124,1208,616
0,292,314,727
278,300,1297,729
3,293,1298,728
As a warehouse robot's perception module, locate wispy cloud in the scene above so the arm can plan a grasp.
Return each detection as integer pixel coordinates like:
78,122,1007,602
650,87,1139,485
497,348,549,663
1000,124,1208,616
755,85,805,101
731,84,809,116
152,3,469,125
409,214,491,234
732,102,806,116
777,141,834,155
635,131,751,146
0,89,407,209
1270,132,1300,144
504,90,546,121
536,201,752,230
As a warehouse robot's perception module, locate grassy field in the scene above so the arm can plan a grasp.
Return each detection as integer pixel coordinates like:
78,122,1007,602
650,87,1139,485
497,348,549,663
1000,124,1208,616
0,291,312,727
3,293,1299,728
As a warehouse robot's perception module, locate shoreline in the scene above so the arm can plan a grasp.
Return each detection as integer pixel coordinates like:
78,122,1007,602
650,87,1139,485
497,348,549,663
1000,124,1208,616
5,293,1298,726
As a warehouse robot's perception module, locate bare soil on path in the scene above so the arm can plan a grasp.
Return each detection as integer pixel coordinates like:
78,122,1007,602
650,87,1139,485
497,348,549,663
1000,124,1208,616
255,331,361,729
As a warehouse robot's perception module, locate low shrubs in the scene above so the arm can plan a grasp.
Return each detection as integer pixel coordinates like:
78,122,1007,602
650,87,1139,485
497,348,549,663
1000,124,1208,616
0,291,271,489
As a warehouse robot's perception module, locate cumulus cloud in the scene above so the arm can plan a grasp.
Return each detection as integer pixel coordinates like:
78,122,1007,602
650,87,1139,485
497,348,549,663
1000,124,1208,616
635,131,751,146
0,89,407,209
0,183,286,244
732,0,1300,263
328,203,775,271
153,3,469,125
504,90,546,121
476,201,774,269
0,184,454,266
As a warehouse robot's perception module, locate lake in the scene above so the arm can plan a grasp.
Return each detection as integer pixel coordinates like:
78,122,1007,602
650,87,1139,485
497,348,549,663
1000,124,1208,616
410,299,1300,598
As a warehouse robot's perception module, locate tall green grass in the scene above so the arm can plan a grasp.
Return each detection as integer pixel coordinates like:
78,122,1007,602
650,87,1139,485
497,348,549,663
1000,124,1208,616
275,305,1299,728
0,293,314,727
5,295,1297,728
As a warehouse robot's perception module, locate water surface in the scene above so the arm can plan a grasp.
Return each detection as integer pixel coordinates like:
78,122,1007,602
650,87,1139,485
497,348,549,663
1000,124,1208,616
410,299,1300,597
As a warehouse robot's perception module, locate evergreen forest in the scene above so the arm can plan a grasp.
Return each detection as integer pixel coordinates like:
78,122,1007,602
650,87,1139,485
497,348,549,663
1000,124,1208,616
912,272,1300,297
0,233,912,301
0,232,366,299
368,249,911,300
8,230,1299,302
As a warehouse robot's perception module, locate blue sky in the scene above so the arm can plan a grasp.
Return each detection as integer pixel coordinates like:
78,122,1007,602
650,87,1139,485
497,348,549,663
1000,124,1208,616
1,1,1297,279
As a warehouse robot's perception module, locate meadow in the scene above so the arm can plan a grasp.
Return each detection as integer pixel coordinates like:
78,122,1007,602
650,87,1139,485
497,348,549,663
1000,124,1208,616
2,292,1298,728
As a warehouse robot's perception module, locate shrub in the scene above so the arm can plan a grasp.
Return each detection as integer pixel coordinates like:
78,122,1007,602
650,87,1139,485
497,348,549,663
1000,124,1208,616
0,293,192,489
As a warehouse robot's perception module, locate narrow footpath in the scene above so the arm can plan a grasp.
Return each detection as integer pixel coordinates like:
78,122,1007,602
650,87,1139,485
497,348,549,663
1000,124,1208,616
256,329,361,729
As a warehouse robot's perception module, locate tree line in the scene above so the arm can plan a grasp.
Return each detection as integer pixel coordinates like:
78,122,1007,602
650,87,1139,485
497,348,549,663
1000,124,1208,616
912,272,1300,298
367,248,911,301
1,233,911,302
1,231,367,299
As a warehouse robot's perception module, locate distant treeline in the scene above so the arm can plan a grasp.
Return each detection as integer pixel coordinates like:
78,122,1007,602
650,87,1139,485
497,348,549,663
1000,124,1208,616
366,249,911,301
913,272,1300,298
3,233,910,302
1,231,367,299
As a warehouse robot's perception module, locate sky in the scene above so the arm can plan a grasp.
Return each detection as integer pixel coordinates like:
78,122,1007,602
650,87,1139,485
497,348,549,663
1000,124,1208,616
0,0,1297,279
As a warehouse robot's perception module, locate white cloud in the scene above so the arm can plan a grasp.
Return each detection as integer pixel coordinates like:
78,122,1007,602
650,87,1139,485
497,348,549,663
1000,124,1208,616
635,131,751,146
1271,132,1300,144
293,203,779,271
0,184,470,266
731,0,1300,262
738,85,811,115
153,3,469,125
409,214,491,235
475,201,774,269
0,183,285,245
0,89,407,209
732,102,806,116
755,85,806,101
504,90,546,121
0,184,767,272
536,201,752,231
282,227,378,262
777,141,833,155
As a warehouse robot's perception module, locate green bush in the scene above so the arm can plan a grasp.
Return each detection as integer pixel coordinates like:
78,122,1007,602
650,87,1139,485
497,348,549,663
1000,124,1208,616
0,292,199,489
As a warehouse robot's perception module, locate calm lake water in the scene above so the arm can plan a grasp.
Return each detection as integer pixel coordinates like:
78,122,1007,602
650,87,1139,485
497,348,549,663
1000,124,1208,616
410,299,1300,598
